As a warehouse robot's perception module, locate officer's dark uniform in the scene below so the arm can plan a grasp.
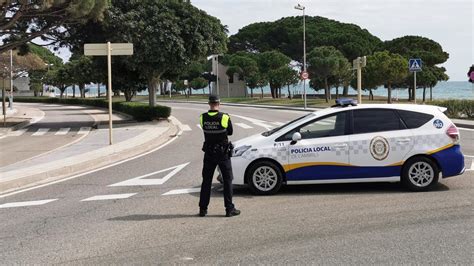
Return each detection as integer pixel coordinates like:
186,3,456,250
199,96,239,217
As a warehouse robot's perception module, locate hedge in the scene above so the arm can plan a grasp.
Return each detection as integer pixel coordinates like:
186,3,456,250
431,99,474,119
13,97,171,121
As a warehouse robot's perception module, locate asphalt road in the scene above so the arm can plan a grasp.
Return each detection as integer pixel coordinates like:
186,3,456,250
0,102,472,264
0,103,95,167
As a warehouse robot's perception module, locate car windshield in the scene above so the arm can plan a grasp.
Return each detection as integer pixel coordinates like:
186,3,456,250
261,113,315,137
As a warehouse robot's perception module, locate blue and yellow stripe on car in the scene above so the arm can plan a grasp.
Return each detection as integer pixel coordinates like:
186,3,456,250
282,143,463,181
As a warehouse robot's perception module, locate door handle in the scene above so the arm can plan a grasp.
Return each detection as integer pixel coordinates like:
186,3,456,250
333,144,348,150
396,138,411,144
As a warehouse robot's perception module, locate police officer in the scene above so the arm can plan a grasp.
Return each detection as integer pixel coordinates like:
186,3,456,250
199,95,240,217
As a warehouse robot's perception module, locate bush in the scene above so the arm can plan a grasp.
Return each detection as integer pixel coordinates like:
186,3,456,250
431,99,474,119
14,97,171,121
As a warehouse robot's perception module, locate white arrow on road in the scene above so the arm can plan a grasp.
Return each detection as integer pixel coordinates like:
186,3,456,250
108,162,190,187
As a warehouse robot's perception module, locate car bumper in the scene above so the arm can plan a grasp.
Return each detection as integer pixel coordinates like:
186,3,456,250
230,156,250,185
432,144,465,178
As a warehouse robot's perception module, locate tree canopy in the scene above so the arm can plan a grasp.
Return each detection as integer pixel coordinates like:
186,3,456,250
0,0,109,54
65,0,228,106
229,16,382,63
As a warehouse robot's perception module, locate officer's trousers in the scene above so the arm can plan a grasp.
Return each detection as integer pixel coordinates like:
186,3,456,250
199,154,235,211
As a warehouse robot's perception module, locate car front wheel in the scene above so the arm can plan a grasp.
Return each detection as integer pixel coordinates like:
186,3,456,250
247,161,283,195
402,157,440,191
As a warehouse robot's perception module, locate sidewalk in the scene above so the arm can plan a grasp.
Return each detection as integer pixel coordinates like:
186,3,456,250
156,99,474,129
0,104,45,133
0,104,178,196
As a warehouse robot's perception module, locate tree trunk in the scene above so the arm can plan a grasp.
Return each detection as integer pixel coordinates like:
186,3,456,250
325,78,329,103
250,88,253,98
260,87,264,98
287,84,292,99
72,85,76,98
97,84,100,98
60,86,65,98
148,78,157,107
430,86,433,101
80,83,85,98
335,86,339,99
369,89,373,100
124,89,133,102
423,86,426,102
343,85,349,96
387,84,392,104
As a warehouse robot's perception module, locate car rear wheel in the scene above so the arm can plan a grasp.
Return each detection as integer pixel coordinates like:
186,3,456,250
402,157,439,191
247,161,283,195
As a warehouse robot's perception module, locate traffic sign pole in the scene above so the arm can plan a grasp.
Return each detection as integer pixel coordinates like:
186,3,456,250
84,42,133,145
414,71,417,104
107,42,113,145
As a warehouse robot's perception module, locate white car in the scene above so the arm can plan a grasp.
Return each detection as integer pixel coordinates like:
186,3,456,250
230,99,465,195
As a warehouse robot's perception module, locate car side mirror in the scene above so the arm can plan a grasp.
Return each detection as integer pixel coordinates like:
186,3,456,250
291,132,302,145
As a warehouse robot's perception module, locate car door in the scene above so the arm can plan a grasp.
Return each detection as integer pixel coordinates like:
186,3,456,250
348,108,414,179
283,111,350,181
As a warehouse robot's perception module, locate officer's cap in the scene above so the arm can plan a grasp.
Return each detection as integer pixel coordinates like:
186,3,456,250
208,95,220,104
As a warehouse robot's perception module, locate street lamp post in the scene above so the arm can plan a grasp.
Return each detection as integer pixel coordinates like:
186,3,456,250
9,50,13,110
295,3,307,109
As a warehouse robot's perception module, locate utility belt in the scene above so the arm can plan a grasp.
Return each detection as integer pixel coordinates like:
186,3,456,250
202,141,234,157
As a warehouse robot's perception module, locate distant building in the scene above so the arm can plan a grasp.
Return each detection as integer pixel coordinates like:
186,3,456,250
210,57,247,97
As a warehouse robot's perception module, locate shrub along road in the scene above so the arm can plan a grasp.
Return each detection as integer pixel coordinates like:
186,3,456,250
0,102,472,264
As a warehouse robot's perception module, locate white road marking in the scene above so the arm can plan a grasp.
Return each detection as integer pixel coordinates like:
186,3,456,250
231,114,273,130
459,127,474,132
0,115,183,199
9,129,27,136
0,199,57,209
81,193,137,201
55,128,71,135
32,128,49,136
465,155,474,158
235,122,253,129
181,124,192,131
108,162,190,187
471,160,474,170
272,122,285,126
162,188,201,196
77,127,91,135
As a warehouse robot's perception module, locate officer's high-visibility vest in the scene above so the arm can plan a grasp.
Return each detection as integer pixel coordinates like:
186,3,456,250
200,111,230,144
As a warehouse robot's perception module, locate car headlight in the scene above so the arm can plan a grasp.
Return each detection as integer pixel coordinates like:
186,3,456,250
232,145,251,157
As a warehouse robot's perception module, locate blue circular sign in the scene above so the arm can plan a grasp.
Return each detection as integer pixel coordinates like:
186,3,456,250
433,119,444,129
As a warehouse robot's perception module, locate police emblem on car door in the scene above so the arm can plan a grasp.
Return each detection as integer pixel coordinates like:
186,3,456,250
348,109,414,179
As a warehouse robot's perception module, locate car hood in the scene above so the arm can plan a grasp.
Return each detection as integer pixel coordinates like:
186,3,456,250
232,133,269,148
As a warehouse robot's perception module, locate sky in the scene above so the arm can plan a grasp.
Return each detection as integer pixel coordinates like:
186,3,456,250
191,0,473,81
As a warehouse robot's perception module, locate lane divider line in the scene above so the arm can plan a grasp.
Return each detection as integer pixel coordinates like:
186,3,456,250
81,193,137,201
0,199,58,209
162,188,201,196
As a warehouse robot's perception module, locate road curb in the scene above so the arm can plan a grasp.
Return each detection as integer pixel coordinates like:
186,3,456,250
0,119,178,196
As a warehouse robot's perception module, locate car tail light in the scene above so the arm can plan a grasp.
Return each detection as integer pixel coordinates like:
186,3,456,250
446,124,460,144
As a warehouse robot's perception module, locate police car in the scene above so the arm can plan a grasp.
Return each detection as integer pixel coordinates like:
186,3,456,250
230,99,465,195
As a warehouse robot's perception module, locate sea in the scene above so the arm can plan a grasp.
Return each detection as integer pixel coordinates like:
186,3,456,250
56,81,473,100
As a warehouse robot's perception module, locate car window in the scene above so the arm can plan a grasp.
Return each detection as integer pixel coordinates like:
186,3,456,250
397,110,434,129
353,109,405,134
280,112,347,140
